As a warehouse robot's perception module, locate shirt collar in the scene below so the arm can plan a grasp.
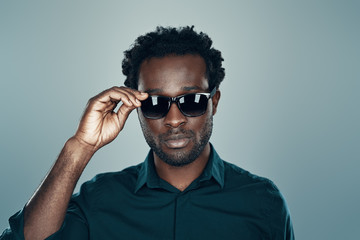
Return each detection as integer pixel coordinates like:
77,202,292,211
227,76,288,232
134,143,224,193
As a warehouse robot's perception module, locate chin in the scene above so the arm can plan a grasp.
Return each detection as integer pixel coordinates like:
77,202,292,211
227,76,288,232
155,142,203,167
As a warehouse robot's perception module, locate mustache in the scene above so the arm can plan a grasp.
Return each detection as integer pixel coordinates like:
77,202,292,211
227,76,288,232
159,128,195,141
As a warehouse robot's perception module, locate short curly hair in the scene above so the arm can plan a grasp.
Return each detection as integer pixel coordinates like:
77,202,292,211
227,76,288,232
122,26,225,91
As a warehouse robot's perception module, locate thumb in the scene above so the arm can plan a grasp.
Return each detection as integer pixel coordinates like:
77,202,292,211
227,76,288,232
116,104,136,129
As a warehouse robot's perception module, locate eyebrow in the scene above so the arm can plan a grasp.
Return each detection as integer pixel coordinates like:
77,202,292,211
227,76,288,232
182,86,202,91
145,86,202,94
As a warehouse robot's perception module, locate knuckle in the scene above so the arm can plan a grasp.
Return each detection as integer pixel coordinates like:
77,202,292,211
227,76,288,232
88,97,96,104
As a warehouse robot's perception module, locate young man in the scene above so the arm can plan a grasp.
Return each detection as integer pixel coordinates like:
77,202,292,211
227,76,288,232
1,26,294,240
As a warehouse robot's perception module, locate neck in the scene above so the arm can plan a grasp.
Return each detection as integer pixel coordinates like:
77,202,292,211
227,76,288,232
154,143,211,191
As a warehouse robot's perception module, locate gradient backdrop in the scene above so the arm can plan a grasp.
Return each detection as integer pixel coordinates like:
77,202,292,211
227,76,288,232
1,1,359,239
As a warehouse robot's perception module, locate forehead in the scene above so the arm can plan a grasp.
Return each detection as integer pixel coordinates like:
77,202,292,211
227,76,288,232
138,54,209,96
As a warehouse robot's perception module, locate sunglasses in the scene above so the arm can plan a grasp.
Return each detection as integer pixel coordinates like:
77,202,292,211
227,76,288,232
140,87,217,119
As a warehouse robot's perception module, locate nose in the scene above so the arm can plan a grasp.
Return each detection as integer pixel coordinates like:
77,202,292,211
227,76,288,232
164,102,187,128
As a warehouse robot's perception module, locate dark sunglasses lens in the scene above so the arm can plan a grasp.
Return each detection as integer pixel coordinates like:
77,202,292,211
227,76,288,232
179,94,209,116
141,96,169,119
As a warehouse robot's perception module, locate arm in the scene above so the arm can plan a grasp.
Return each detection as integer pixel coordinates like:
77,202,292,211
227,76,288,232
266,181,295,240
23,87,148,240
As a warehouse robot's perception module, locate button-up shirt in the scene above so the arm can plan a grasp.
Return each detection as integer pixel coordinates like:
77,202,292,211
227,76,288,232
2,144,294,240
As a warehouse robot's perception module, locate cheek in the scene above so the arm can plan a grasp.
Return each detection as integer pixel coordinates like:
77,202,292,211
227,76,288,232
150,122,163,134
140,116,163,135
188,117,207,134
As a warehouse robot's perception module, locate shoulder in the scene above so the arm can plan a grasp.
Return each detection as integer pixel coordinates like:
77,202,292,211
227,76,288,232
222,161,287,208
222,161,293,235
223,161,276,190
90,163,141,185
74,163,143,200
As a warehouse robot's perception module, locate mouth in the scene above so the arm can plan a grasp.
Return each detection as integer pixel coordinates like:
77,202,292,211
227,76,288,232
163,135,191,149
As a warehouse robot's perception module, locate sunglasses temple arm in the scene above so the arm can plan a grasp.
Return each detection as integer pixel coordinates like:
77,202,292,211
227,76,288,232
210,87,217,97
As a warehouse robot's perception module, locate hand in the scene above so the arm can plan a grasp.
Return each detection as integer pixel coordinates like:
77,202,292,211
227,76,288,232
74,86,148,152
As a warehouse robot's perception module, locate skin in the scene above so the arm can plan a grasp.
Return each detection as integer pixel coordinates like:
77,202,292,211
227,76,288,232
137,54,220,191
23,87,149,240
22,54,220,240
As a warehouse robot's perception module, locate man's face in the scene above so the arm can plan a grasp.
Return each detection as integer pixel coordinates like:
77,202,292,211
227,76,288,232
137,54,220,167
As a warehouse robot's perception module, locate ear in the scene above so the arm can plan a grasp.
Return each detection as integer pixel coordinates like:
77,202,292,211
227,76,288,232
211,90,221,116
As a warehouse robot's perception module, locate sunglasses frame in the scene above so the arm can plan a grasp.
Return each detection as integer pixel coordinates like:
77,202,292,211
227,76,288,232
140,87,217,119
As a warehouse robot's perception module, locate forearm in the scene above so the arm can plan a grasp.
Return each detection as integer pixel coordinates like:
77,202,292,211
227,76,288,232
23,137,95,240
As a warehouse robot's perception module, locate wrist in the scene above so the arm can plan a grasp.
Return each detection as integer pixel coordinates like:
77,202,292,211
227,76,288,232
65,136,97,162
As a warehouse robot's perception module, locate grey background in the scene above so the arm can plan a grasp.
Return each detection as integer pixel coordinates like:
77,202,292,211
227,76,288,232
1,1,359,239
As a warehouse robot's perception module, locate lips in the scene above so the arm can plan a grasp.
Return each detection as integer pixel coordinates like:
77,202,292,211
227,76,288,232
163,135,191,149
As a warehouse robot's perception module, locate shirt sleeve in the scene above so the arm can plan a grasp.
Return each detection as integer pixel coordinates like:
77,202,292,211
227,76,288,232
45,200,89,240
266,181,295,240
0,201,89,240
0,207,25,240
1,174,101,240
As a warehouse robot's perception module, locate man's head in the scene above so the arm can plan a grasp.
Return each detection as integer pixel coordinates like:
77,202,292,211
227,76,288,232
122,26,225,91
122,26,225,167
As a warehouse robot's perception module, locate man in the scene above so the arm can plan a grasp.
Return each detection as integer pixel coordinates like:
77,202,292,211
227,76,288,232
1,26,294,240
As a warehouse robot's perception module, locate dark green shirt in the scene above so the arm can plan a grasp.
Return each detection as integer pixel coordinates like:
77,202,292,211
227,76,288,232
2,145,294,240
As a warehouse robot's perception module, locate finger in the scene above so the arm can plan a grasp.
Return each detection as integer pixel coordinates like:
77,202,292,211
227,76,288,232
117,87,142,107
116,102,137,126
90,87,148,113
101,87,147,107
120,87,149,100
138,92,149,100
96,89,134,108
118,87,149,107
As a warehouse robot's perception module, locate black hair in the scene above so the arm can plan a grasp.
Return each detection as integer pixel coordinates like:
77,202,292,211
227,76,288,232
122,26,225,90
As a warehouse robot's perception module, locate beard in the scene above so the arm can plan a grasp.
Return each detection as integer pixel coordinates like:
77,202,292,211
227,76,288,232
140,116,213,167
